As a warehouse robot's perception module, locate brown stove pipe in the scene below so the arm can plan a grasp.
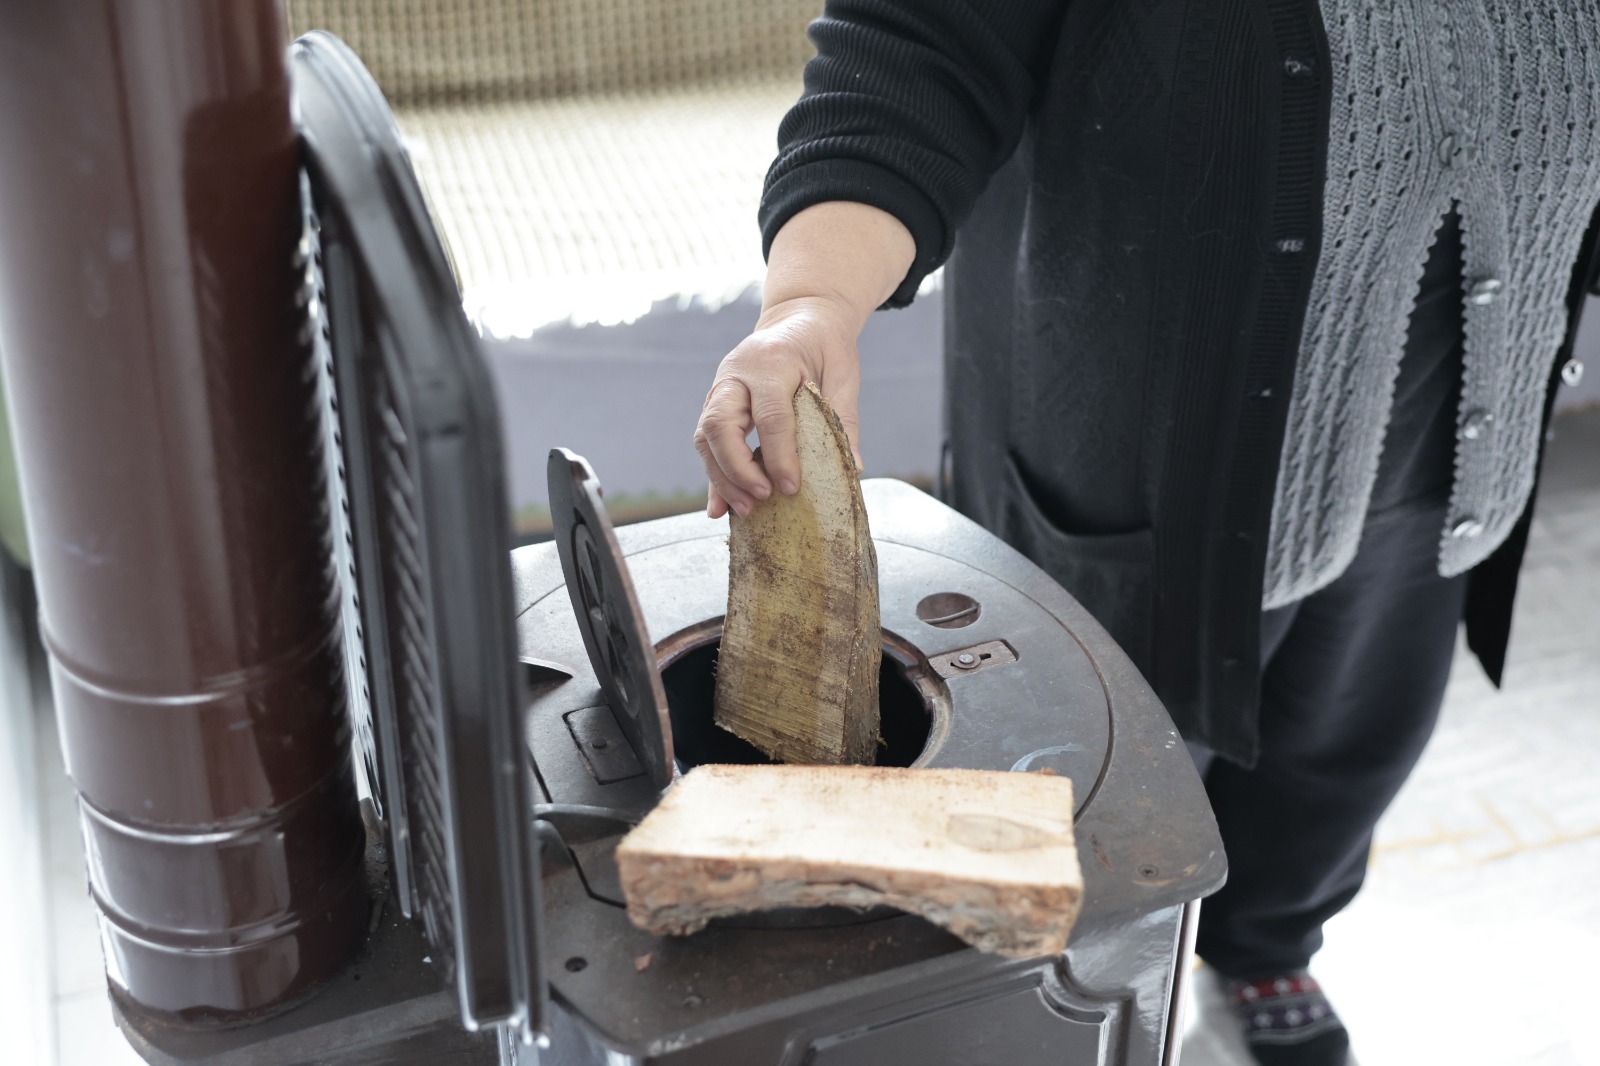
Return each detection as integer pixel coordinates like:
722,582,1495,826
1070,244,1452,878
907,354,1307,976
0,1,367,1022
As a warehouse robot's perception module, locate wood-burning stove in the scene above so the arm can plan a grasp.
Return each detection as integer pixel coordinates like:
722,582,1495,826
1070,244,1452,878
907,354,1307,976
104,30,1225,1066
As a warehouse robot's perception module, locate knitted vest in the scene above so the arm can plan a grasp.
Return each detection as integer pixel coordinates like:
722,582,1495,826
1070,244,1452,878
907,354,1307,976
1264,0,1600,608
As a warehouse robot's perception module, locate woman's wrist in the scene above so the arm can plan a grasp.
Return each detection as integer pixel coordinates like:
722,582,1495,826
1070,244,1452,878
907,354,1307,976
761,201,916,333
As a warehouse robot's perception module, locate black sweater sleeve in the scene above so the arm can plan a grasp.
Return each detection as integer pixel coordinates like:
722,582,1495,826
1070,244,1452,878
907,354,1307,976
760,0,1067,307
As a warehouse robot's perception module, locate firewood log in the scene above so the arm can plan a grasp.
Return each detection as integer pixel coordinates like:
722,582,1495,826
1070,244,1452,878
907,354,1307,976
714,383,880,765
616,764,1084,958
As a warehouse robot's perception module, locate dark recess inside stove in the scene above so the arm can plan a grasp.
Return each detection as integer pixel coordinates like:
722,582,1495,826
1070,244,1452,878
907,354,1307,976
659,634,937,771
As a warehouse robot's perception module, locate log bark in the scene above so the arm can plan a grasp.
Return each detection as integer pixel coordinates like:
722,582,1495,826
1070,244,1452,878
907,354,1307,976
616,764,1084,958
713,383,880,765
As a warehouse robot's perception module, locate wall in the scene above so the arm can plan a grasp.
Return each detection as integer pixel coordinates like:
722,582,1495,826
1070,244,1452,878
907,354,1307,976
487,288,1599,533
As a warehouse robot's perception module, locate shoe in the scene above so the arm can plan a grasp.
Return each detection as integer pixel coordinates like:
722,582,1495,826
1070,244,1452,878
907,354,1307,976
1228,971,1350,1066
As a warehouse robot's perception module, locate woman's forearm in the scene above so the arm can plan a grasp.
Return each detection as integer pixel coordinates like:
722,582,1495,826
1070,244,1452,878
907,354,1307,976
758,201,916,332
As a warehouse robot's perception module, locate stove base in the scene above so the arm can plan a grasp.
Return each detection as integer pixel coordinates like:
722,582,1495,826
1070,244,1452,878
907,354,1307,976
542,902,1196,1066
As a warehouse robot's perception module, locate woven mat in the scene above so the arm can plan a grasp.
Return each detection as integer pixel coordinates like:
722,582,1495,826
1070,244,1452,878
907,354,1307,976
289,0,818,105
288,2,818,332
397,74,802,334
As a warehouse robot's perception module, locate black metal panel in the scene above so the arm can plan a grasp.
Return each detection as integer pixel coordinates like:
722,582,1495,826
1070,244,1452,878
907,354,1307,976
291,31,544,1039
547,449,675,789
804,971,1115,1065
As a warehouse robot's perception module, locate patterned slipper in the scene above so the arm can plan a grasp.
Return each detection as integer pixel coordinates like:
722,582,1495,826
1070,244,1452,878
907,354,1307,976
1229,971,1350,1066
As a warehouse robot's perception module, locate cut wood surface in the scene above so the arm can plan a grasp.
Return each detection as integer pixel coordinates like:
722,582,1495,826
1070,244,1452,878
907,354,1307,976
714,383,880,765
616,764,1084,958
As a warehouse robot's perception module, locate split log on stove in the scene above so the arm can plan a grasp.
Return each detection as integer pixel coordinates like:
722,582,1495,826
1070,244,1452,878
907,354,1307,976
715,383,882,766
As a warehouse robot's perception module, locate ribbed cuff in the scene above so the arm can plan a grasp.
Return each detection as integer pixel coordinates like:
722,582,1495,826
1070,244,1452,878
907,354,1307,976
760,158,948,309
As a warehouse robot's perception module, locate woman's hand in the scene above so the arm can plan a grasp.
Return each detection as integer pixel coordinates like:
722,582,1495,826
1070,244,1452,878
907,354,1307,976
694,295,862,519
691,201,917,519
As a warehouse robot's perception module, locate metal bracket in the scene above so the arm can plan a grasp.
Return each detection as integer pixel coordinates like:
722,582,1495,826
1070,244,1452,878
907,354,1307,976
548,449,675,790
564,705,645,784
929,640,1018,680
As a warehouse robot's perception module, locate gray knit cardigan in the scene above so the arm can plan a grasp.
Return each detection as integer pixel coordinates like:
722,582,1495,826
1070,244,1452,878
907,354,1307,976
1265,0,1600,608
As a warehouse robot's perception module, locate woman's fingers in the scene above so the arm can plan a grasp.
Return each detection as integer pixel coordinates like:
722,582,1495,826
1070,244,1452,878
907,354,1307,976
748,375,803,496
694,434,758,517
706,482,730,520
694,378,769,516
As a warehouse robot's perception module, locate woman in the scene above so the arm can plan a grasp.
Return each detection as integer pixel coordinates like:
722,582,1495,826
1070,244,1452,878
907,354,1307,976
692,4,1600,1063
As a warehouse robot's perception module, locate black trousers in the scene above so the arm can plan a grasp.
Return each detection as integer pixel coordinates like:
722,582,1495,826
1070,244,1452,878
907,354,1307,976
1191,212,1471,978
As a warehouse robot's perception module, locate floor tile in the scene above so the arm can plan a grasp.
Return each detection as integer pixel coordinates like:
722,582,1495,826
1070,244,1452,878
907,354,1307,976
1184,410,1600,1066
48,869,103,1001
54,990,145,1066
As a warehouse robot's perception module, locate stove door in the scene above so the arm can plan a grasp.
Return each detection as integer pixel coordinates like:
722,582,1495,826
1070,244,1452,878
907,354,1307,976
294,30,546,1043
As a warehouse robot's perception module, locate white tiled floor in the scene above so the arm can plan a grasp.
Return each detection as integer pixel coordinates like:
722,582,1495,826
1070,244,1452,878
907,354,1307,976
16,411,1600,1066
1184,409,1600,1066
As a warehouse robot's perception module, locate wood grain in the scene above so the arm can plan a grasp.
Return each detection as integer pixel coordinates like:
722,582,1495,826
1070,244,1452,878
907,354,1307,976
713,383,880,765
616,764,1085,958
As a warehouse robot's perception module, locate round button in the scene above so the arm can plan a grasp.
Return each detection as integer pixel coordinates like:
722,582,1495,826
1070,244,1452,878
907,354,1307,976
1450,517,1485,539
1562,358,1586,387
1468,278,1502,306
1461,408,1494,440
1438,133,1475,167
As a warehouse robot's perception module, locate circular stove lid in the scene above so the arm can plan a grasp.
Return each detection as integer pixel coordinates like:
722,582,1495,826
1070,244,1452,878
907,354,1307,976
547,449,676,789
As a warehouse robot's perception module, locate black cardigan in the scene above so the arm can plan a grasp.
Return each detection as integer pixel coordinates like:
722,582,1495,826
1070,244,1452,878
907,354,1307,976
760,0,1600,765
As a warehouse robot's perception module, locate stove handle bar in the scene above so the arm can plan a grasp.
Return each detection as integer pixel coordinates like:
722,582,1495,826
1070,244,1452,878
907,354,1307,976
534,802,642,846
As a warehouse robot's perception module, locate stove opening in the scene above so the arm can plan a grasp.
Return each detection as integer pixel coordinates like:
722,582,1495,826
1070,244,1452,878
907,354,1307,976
658,629,936,771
